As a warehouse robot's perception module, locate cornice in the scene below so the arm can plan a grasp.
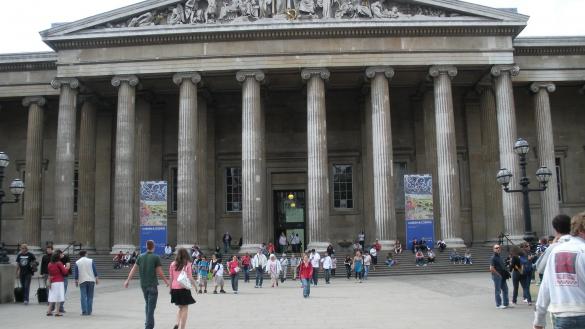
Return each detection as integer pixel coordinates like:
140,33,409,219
514,37,585,56
0,52,57,72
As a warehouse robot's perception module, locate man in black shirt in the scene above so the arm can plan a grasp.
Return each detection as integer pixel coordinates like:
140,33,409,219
15,244,36,305
489,244,510,309
40,246,53,286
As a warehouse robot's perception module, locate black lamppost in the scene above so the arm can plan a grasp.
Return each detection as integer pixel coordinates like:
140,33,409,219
496,138,552,243
0,151,26,244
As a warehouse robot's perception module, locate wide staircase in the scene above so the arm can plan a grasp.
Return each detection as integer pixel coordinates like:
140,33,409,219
75,246,494,279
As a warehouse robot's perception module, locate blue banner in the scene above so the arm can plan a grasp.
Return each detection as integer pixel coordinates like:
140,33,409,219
404,175,435,250
140,181,168,255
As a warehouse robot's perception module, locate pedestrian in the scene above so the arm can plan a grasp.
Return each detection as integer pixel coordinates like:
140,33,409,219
15,243,36,305
222,232,232,253
196,255,209,293
227,255,240,294
309,249,320,286
46,250,67,316
252,249,267,288
278,232,288,254
344,255,352,279
279,253,288,283
164,244,173,259
369,245,378,271
210,254,226,294
326,244,334,256
363,251,372,279
241,252,251,283
299,254,313,298
489,244,510,309
535,214,572,278
331,254,337,277
533,212,585,329
74,250,99,316
57,250,72,313
353,251,364,283
169,248,196,329
321,253,332,284
124,240,170,329
357,231,365,250
267,241,276,255
265,254,282,288
40,245,53,287
289,254,300,280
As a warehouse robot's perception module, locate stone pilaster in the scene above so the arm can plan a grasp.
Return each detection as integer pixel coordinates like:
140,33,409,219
236,70,266,253
365,66,396,250
422,89,441,237
133,97,151,246
111,75,139,253
491,65,524,242
51,78,79,250
477,85,504,243
21,96,46,253
428,66,465,248
197,96,209,250
301,68,330,252
530,82,559,236
173,72,201,249
76,98,97,250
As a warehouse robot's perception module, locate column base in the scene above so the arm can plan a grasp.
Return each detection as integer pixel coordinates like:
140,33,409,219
442,238,467,249
0,264,17,304
111,244,137,254
307,241,330,253
483,238,503,247
376,240,396,253
239,244,263,255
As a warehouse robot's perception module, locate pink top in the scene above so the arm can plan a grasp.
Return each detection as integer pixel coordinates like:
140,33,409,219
48,262,68,283
169,261,193,290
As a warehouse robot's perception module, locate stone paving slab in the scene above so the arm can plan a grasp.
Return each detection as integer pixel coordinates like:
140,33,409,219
0,273,548,329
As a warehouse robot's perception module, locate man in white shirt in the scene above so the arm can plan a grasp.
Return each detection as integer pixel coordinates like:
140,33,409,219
534,212,585,329
309,249,321,286
279,253,288,283
321,254,332,284
536,214,572,276
252,250,268,288
212,256,226,294
74,250,99,316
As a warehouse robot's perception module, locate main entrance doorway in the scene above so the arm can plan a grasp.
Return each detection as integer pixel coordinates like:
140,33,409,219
273,190,306,254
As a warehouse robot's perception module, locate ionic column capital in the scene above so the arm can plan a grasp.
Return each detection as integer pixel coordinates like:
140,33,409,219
236,70,265,83
365,66,395,80
490,65,520,78
301,68,330,81
173,72,202,86
51,78,80,90
428,65,457,79
22,96,46,107
111,75,139,87
530,82,556,94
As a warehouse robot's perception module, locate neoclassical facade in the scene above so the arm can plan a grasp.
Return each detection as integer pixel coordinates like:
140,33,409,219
0,0,584,253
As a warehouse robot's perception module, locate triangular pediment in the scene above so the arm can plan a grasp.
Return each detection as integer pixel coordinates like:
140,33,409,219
41,0,528,49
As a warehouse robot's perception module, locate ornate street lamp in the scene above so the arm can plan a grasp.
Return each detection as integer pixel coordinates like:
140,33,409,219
0,151,26,247
496,138,552,243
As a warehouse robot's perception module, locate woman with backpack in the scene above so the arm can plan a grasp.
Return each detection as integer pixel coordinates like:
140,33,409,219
509,245,532,305
169,248,196,329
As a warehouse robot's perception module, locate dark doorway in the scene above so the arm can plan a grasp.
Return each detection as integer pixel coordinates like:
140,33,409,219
273,190,306,254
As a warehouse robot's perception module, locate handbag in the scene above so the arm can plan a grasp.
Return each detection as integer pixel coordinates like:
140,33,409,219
234,266,241,273
177,269,192,289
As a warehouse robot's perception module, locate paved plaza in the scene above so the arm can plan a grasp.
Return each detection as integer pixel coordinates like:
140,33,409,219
0,272,545,329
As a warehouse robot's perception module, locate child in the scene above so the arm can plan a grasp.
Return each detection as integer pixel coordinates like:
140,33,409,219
197,255,209,293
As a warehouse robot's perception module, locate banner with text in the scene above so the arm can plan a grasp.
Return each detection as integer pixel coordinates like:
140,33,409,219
140,181,168,255
404,175,435,251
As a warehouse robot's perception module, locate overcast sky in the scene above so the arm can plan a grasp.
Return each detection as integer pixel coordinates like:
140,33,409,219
1,0,584,54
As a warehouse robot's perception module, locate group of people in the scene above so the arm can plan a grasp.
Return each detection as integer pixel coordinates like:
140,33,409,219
489,212,585,329
448,249,473,265
113,250,137,269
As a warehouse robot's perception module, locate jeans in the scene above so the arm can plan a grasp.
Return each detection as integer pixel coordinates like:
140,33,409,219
553,315,585,329
141,285,158,329
492,273,509,307
345,265,351,279
243,266,250,282
255,267,264,287
324,269,331,283
19,274,32,303
60,277,68,312
79,281,95,315
312,267,318,285
364,265,370,280
223,241,229,253
301,278,311,297
230,273,239,292
521,273,532,303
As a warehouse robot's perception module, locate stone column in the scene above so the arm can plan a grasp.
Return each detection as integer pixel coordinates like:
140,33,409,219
530,82,559,236
197,96,209,250
477,85,504,243
236,70,266,254
111,75,139,253
51,78,79,250
21,96,46,253
365,67,396,250
76,98,97,250
133,97,151,246
173,72,201,249
422,89,441,237
301,68,330,252
491,65,524,242
428,66,465,248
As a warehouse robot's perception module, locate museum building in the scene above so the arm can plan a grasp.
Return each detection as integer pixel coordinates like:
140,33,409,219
0,0,584,254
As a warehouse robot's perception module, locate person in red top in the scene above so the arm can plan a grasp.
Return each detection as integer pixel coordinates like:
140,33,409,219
227,255,240,294
299,254,313,298
47,251,68,316
267,242,276,255
241,253,251,282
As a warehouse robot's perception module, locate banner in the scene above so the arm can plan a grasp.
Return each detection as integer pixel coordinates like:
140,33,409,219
404,175,434,251
140,181,168,255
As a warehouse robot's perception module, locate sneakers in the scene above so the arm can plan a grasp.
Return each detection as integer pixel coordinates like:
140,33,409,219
220,290,226,294
198,290,202,294
497,305,508,309
213,291,218,294
204,290,207,293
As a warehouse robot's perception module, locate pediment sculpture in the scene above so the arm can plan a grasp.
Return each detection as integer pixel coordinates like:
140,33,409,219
97,0,470,28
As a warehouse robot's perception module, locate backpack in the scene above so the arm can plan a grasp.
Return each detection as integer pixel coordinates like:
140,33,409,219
519,256,532,275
